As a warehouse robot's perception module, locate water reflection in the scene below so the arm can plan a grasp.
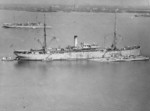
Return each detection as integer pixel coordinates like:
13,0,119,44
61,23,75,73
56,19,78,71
0,60,150,111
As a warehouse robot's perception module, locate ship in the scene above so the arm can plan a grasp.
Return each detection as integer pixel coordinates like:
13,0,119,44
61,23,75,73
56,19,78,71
2,22,52,29
134,13,150,17
14,14,149,62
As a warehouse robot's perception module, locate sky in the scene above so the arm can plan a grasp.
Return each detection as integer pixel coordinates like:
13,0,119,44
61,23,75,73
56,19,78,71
0,0,149,7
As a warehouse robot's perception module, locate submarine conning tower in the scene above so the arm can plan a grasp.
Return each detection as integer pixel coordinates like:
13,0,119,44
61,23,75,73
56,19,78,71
74,35,78,47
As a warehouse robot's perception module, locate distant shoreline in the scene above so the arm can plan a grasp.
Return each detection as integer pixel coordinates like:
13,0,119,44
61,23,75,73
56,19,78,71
0,4,150,13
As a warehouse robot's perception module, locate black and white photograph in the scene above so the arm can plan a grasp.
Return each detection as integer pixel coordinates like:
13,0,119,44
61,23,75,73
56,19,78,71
0,0,150,111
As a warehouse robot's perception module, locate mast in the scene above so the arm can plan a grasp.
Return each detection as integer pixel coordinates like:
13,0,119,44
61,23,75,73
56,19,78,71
112,11,117,50
13,13,16,23
147,0,150,6
73,0,75,10
73,0,78,11
36,15,38,23
43,14,47,53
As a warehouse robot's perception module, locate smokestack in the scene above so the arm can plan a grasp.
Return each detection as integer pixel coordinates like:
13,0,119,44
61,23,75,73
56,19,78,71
74,35,78,47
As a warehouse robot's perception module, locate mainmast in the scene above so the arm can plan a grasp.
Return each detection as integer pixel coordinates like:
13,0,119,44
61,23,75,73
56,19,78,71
43,14,47,53
111,11,117,50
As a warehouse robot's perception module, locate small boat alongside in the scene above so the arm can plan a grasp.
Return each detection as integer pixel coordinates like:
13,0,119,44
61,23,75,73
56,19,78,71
1,56,16,61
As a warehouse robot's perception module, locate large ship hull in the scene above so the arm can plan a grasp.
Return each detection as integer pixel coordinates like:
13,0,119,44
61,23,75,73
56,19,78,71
14,48,142,61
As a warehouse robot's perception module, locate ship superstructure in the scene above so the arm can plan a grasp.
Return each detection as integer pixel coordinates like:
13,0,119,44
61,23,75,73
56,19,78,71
14,34,142,61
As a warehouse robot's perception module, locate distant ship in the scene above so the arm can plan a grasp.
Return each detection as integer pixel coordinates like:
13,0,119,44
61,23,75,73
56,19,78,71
134,13,150,17
2,22,52,29
14,14,149,62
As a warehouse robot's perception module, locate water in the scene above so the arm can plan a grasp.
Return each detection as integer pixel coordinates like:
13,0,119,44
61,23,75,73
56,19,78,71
0,10,150,111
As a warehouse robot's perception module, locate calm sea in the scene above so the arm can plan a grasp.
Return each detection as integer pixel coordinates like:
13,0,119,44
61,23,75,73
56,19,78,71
0,10,150,111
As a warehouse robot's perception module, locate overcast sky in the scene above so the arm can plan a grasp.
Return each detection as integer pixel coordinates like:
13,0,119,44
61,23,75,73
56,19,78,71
0,0,149,7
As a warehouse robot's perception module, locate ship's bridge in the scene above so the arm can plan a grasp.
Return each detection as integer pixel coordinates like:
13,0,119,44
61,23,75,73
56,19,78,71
81,42,99,49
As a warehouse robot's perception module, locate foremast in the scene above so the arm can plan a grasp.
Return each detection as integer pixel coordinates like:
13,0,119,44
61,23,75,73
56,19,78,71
43,14,47,53
111,11,117,50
